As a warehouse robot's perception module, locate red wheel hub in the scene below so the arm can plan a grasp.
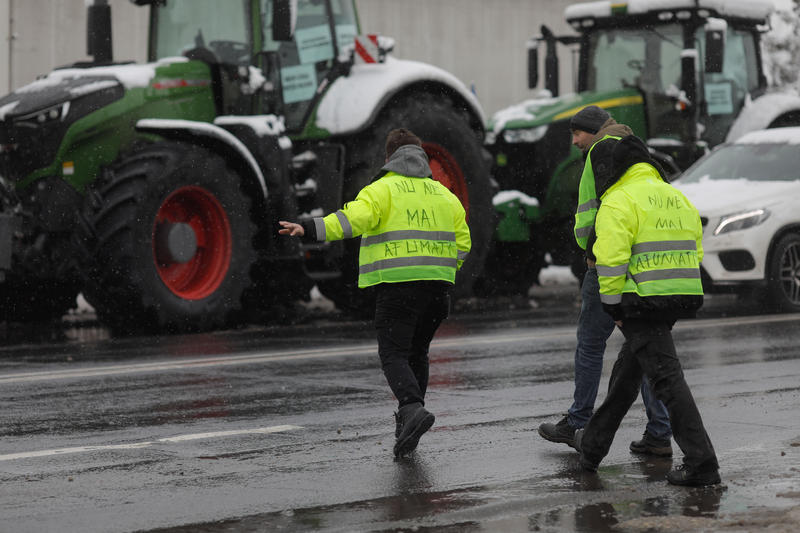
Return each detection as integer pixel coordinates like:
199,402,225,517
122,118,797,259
152,186,232,300
423,142,470,220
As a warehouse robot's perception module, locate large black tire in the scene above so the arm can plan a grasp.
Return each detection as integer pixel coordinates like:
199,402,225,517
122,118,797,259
766,232,800,313
77,142,258,334
318,93,493,314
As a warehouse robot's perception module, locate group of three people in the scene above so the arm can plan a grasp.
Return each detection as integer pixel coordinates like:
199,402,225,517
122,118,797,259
279,112,719,487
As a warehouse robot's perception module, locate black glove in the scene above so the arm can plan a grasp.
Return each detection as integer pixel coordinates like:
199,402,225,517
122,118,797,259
602,302,624,321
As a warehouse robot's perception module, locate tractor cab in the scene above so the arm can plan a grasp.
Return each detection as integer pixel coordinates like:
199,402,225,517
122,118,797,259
562,1,768,165
144,0,360,130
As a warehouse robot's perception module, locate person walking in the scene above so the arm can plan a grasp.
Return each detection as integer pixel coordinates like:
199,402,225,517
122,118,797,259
279,128,471,458
538,106,673,457
574,134,719,486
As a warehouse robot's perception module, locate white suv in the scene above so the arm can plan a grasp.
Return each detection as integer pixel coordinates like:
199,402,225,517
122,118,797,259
674,127,800,312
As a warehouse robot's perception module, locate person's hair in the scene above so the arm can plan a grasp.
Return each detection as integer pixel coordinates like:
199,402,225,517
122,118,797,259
385,128,422,159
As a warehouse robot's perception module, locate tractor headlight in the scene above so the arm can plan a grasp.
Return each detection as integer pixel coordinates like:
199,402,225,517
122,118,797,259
502,125,548,144
16,102,71,126
713,208,770,235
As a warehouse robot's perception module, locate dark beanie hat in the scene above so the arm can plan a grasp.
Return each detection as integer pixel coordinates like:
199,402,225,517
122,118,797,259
570,105,610,134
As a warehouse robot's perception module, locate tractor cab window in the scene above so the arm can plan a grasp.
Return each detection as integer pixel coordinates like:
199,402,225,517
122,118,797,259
585,25,685,141
261,0,359,131
153,0,251,66
696,27,760,146
585,25,683,96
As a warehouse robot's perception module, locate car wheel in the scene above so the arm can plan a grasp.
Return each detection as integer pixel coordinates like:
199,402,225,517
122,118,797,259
766,232,800,312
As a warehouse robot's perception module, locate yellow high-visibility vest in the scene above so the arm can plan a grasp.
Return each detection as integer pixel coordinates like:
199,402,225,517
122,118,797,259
594,163,704,304
316,172,471,288
574,134,623,249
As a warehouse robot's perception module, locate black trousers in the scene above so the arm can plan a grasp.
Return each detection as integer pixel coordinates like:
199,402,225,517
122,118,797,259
374,281,451,408
581,318,719,473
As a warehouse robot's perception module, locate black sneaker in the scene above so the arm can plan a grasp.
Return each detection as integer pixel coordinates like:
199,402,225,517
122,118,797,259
394,403,435,458
666,464,721,486
538,415,578,447
630,431,673,457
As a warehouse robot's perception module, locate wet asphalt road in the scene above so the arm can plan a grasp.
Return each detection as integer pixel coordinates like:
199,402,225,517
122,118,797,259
0,285,799,532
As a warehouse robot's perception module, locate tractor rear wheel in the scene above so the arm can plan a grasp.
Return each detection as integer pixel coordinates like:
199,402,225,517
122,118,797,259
78,142,258,333
319,94,492,315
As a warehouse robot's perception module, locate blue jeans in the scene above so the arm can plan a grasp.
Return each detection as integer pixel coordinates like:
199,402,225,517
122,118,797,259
567,268,672,440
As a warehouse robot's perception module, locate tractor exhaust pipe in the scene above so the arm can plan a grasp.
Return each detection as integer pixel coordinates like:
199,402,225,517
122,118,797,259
87,0,113,64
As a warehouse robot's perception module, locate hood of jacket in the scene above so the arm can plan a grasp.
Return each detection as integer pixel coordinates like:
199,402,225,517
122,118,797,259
595,134,668,197
581,118,633,156
379,144,432,178
590,118,633,147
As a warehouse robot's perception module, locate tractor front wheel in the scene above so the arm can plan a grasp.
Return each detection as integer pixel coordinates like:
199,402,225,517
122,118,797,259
78,142,258,333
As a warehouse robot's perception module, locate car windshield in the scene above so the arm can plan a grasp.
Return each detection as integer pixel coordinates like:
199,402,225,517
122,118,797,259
678,143,800,183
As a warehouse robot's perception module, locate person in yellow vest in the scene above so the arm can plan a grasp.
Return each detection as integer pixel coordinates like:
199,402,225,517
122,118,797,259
279,128,471,458
574,134,719,486
539,106,673,458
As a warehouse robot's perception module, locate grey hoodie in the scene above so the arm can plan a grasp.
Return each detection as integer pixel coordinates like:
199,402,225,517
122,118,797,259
379,144,432,178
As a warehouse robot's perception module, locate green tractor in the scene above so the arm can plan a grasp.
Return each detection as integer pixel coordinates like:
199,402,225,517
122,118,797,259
0,0,492,333
481,0,800,294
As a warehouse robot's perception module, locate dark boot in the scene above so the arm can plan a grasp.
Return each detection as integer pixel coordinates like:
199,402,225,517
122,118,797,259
666,464,721,486
394,402,435,458
630,431,673,457
538,415,578,448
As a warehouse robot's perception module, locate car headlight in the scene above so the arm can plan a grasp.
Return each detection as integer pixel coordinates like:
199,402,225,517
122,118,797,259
502,125,548,144
713,208,770,235
485,131,497,145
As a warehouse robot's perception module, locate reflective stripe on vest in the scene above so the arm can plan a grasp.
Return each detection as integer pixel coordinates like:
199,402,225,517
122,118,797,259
600,293,621,304
574,135,622,250
599,238,702,302
361,230,456,247
336,210,353,239
631,239,697,255
576,198,599,214
359,256,458,275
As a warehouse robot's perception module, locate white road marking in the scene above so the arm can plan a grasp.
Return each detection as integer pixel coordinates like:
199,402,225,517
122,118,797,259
0,314,797,385
0,424,303,462
0,330,574,385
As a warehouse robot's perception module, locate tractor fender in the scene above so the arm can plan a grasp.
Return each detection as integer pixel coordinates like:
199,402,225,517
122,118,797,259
313,57,485,136
726,92,800,142
135,118,274,199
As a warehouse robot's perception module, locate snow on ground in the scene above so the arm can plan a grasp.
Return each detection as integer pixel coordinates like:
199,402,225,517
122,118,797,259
538,265,578,286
